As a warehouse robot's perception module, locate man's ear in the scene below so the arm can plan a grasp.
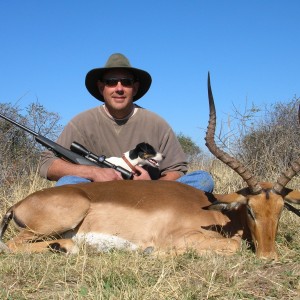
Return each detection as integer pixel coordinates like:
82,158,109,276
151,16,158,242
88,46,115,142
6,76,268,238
133,81,140,97
97,81,104,95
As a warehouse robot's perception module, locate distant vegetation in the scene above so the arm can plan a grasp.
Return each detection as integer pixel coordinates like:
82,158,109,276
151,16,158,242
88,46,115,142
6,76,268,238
0,102,61,186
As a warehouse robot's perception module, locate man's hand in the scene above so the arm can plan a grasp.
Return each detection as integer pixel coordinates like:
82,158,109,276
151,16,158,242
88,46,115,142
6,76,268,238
90,167,123,182
133,166,151,180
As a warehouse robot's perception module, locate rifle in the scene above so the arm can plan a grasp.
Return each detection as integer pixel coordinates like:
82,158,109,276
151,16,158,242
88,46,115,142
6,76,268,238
0,113,133,180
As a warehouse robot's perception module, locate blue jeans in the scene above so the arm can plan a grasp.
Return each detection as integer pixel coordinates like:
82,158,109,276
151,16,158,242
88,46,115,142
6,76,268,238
176,170,214,192
56,170,214,193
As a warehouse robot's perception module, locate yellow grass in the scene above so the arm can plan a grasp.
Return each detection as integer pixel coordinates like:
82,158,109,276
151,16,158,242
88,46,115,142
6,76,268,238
0,165,299,299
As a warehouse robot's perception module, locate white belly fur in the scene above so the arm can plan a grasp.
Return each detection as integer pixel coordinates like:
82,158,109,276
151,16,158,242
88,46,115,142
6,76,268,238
72,232,139,252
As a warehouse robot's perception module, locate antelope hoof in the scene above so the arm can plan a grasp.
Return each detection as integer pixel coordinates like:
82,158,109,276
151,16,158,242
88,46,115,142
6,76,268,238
143,246,155,255
48,242,67,254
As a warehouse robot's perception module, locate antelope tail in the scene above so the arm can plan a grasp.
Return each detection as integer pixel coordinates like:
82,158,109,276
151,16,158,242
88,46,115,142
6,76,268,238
0,208,13,253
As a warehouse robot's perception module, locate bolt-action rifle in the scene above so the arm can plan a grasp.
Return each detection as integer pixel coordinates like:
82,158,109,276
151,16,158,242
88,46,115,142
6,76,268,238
0,113,133,180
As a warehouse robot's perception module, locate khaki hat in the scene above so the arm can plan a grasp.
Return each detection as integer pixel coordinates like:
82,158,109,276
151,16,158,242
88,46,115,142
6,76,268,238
85,53,152,101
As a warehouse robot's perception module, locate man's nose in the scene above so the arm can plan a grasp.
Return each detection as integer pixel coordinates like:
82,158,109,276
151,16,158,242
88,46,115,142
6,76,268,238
115,81,125,90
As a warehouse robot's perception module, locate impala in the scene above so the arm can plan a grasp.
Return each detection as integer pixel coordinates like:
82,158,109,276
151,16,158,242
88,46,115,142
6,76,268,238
1,74,299,259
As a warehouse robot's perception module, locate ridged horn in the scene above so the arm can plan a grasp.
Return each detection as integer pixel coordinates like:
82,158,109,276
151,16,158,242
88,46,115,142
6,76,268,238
273,104,300,194
273,161,300,194
205,73,262,194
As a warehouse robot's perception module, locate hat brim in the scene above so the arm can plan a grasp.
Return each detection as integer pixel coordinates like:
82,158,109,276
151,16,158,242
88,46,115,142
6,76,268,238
85,67,152,102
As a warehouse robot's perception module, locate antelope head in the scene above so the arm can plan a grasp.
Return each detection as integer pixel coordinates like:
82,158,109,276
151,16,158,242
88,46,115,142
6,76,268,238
205,73,300,259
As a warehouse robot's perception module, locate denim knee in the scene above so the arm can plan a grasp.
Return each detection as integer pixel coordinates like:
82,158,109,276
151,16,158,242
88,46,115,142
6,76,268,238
55,176,91,186
176,170,214,192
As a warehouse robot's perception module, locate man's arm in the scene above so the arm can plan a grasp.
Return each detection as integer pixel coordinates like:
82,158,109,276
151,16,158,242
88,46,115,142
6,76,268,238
47,159,122,182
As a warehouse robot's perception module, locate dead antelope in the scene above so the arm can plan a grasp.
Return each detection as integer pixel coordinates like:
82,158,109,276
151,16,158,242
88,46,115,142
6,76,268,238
1,74,300,259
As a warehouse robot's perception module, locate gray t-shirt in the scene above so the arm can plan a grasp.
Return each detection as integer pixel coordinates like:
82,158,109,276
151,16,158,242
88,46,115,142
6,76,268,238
39,105,188,179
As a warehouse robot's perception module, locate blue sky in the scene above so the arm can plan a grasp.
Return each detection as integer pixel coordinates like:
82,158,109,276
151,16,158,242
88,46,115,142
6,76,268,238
1,1,299,149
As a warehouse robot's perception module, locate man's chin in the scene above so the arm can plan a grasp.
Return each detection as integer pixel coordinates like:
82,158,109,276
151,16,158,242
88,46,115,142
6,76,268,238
112,98,128,105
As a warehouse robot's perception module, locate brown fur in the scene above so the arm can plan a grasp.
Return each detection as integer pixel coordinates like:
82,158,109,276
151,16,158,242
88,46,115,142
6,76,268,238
2,180,299,259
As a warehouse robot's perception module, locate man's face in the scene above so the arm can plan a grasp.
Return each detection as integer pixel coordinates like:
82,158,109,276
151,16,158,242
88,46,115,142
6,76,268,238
97,69,139,116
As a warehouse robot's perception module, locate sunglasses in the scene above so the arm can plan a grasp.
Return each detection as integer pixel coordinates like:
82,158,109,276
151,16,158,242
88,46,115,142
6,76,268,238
102,78,135,87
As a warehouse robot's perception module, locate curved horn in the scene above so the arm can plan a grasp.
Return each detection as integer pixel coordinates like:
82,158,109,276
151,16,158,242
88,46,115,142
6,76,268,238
272,161,300,194
273,104,300,194
205,73,262,194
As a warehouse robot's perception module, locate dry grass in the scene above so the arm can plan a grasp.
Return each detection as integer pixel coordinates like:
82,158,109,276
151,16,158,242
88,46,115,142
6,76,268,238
1,249,299,299
0,166,300,299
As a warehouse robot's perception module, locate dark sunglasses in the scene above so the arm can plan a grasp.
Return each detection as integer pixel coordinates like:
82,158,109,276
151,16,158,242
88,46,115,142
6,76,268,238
102,78,135,87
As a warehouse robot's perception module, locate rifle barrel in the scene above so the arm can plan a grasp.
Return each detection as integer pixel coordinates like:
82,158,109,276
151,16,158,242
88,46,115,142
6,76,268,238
0,112,37,136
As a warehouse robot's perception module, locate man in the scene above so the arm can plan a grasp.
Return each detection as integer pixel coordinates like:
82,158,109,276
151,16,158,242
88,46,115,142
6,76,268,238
39,53,214,192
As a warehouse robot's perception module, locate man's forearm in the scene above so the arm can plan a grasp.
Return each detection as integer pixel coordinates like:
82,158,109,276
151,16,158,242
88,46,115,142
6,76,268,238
46,159,93,181
47,159,122,182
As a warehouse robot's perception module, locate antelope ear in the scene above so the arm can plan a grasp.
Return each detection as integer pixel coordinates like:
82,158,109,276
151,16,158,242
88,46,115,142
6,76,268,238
282,188,300,217
207,193,247,211
284,189,300,204
284,202,300,217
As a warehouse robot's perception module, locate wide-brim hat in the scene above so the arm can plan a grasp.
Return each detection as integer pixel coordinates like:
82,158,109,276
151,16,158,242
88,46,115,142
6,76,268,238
85,53,152,102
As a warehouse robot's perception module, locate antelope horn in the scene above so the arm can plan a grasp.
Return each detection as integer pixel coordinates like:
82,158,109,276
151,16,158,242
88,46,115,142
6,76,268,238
273,104,300,194
205,73,262,194
273,161,300,194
